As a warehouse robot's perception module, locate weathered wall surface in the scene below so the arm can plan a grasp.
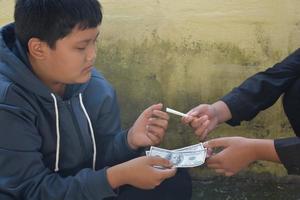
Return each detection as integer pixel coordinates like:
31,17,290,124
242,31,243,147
2,0,300,177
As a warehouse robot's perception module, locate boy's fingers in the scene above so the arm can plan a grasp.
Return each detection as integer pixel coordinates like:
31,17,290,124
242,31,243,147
191,115,208,129
152,110,169,120
147,126,164,137
206,154,222,165
198,128,209,141
182,110,201,124
144,103,163,117
148,118,168,129
203,137,230,149
183,105,210,125
186,107,201,116
146,132,161,144
150,103,163,111
206,147,213,158
206,163,221,169
158,167,177,179
187,105,208,116
181,115,194,124
195,120,209,137
148,156,172,167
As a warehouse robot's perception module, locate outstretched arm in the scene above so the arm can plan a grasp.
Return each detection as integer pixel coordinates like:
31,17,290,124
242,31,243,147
182,49,300,139
204,137,280,176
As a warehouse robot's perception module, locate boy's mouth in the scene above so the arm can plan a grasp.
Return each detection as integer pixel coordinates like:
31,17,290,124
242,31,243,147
82,65,93,71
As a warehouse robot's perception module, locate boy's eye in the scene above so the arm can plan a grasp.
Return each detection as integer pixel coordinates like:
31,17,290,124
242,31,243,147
76,47,87,51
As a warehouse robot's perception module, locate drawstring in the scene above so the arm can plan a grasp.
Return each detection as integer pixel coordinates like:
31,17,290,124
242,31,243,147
51,93,60,172
51,93,97,172
79,93,97,171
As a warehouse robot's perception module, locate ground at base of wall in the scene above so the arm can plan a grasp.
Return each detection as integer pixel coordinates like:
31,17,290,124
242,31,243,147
192,175,300,200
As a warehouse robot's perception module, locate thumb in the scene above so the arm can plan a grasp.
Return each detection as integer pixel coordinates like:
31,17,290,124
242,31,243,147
186,104,209,117
148,156,172,168
203,137,230,149
157,167,177,179
181,115,194,124
182,106,204,124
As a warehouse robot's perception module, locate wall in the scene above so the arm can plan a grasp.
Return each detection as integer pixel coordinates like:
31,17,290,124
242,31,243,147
1,0,300,177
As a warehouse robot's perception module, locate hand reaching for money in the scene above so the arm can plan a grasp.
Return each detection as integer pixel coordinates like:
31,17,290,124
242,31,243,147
203,137,258,176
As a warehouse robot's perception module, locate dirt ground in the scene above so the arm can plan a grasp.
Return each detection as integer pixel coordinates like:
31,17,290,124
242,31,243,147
192,175,300,200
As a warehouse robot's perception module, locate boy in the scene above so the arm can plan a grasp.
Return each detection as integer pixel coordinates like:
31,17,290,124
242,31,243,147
182,48,300,176
0,0,192,199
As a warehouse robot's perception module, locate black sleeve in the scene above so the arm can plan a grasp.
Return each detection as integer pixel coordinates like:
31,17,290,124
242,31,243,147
221,49,300,126
274,137,300,175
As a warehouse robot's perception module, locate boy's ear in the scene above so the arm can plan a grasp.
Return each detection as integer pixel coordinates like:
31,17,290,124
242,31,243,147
27,38,48,60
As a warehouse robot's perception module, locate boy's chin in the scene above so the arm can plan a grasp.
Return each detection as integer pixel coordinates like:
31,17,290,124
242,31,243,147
74,74,92,84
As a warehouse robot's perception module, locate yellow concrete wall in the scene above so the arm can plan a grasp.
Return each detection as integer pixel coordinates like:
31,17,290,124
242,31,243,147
1,0,300,177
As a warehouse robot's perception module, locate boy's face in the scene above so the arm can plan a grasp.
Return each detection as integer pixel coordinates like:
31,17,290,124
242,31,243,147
42,26,100,84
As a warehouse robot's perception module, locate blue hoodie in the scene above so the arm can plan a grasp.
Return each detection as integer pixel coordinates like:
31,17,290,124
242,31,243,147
0,23,140,200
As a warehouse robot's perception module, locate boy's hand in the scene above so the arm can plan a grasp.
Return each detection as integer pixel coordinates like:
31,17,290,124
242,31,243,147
107,156,177,189
204,137,257,176
181,104,218,141
127,103,169,149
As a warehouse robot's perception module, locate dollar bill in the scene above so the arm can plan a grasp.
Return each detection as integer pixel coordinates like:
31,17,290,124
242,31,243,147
147,143,205,154
173,143,205,152
147,144,207,168
146,150,150,156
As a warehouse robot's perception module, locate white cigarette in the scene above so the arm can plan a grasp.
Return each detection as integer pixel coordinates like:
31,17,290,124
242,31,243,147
166,108,188,117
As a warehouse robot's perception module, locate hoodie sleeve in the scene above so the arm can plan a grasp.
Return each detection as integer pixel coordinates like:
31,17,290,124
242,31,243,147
94,89,142,168
274,137,300,175
221,48,300,126
0,105,117,200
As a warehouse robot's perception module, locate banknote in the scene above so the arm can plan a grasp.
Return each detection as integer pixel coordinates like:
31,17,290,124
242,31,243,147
173,143,205,152
147,144,207,168
146,143,205,155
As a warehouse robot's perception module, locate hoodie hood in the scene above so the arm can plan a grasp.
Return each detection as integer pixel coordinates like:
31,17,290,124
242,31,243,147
0,23,89,100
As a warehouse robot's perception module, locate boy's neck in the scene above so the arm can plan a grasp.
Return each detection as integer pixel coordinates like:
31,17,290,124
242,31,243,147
50,84,66,97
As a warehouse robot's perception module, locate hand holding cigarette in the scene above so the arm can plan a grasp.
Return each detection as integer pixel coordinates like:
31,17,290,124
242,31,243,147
166,108,188,117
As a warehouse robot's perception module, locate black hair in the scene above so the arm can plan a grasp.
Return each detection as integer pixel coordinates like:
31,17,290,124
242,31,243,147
14,0,102,50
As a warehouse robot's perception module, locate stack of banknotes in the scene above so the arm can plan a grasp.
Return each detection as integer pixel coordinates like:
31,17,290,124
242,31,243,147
146,143,207,168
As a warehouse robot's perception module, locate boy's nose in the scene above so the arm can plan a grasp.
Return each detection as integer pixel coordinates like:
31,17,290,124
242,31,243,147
86,53,96,63
86,46,97,62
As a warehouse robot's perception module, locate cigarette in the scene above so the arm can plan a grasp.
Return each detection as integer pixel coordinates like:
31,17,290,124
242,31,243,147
166,107,188,117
